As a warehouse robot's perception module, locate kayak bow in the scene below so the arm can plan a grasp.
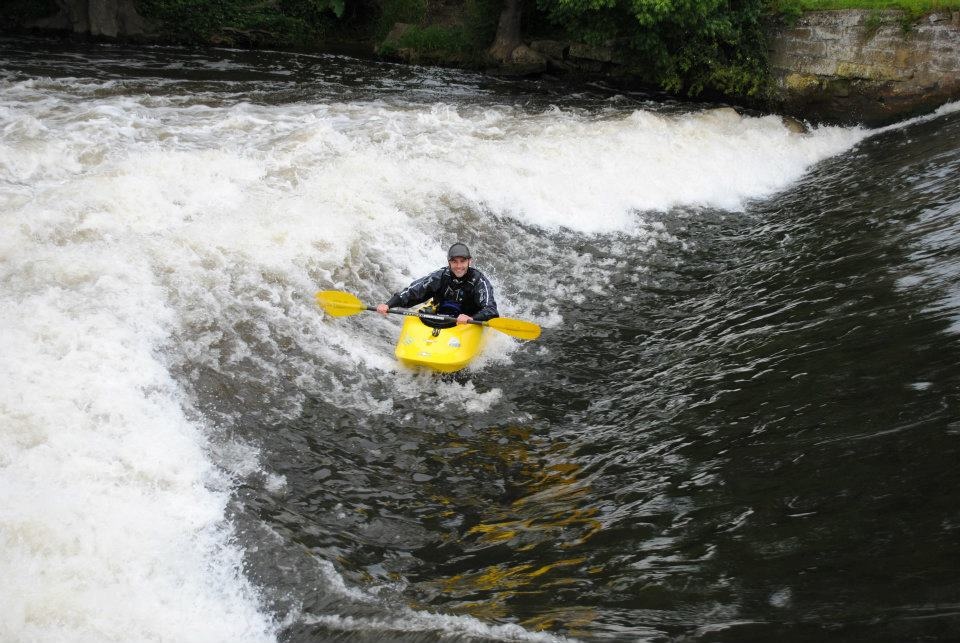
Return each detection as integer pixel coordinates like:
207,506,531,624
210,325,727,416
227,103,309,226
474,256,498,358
394,316,485,372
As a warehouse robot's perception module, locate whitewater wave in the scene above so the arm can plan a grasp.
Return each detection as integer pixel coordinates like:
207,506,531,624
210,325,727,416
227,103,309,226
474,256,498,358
0,57,878,641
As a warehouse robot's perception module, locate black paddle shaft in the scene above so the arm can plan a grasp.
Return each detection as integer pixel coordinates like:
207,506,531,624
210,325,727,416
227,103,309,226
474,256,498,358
366,306,484,327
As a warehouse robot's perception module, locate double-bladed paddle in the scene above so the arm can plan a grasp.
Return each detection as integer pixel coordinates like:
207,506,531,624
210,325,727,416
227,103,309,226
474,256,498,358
315,290,541,341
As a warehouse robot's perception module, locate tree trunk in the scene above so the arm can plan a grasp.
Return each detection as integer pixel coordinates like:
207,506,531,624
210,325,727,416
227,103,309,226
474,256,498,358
32,0,148,38
488,0,523,62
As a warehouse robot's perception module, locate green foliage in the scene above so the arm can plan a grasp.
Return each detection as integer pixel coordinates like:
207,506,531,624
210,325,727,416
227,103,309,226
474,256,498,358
854,8,920,37
897,5,926,31
379,22,495,63
397,24,471,51
864,9,884,31
1,0,58,26
537,0,770,96
770,1,804,24
464,0,503,48
770,1,953,39
375,0,499,60
139,0,238,40
281,0,345,21
139,0,349,45
375,0,427,40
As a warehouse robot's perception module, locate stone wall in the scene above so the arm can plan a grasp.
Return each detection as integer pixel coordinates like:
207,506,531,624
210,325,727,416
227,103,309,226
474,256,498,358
768,10,960,125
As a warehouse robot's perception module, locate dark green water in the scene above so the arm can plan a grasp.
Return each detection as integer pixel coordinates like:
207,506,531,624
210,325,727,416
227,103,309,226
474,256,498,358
262,116,960,641
3,36,959,642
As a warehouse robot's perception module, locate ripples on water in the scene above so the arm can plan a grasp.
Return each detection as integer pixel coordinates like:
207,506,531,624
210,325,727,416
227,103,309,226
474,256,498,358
245,102,960,642
2,37,959,642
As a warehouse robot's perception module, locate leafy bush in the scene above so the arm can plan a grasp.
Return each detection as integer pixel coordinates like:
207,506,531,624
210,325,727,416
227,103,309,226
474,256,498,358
396,24,470,51
375,0,427,40
1,0,58,27
376,0,500,61
139,0,348,44
139,0,239,40
464,0,502,48
536,0,770,96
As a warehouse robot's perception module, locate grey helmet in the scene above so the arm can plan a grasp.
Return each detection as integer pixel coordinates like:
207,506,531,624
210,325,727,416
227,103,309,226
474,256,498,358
447,242,471,260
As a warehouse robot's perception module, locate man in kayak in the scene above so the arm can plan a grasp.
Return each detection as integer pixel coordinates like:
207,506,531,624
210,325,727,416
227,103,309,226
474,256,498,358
375,242,499,325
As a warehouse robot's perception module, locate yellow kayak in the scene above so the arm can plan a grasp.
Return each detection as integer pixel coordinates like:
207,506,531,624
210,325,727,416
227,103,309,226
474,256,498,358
395,315,485,373
314,291,540,372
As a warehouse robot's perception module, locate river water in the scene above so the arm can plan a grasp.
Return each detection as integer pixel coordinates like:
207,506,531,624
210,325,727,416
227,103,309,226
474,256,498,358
2,37,959,642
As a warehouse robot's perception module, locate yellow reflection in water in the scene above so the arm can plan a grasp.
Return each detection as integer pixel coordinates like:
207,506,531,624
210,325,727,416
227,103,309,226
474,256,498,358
523,606,599,635
419,425,604,632
443,557,586,594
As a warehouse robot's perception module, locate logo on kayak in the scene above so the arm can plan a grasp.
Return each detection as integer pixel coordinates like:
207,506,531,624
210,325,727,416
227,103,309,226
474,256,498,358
448,338,461,348
403,337,414,345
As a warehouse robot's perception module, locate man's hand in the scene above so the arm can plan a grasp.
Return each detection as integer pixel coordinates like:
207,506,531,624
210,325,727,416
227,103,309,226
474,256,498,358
456,314,473,325
376,304,389,315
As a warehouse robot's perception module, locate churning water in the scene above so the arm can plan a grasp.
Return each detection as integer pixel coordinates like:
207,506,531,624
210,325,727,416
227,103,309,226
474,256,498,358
2,37,959,641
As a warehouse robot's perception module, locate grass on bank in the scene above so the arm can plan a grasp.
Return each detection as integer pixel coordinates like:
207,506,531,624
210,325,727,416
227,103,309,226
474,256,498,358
771,0,960,31
774,0,960,10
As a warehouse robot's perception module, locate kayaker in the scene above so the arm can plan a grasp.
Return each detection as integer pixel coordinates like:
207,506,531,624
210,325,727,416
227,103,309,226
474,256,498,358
375,242,499,325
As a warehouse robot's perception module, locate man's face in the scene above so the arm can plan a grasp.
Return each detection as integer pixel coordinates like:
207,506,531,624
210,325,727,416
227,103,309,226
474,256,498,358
448,256,470,278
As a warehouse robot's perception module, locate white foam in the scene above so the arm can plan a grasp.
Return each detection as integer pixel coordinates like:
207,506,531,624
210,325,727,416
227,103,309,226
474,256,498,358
0,236,275,641
1,96,277,642
0,70,871,641
874,99,960,134
264,102,867,235
306,613,576,642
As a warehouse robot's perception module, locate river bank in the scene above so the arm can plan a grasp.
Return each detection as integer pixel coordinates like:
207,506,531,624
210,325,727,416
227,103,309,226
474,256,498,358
370,7,960,125
4,2,960,124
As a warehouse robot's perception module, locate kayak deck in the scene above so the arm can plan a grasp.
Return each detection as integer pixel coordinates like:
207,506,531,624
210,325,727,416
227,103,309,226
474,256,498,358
395,316,485,373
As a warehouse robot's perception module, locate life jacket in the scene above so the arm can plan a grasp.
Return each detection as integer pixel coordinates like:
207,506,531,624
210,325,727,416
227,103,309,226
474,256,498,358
431,269,479,316
419,273,472,329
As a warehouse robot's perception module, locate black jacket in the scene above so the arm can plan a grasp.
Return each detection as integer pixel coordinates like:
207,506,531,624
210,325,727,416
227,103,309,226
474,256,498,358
386,267,499,321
